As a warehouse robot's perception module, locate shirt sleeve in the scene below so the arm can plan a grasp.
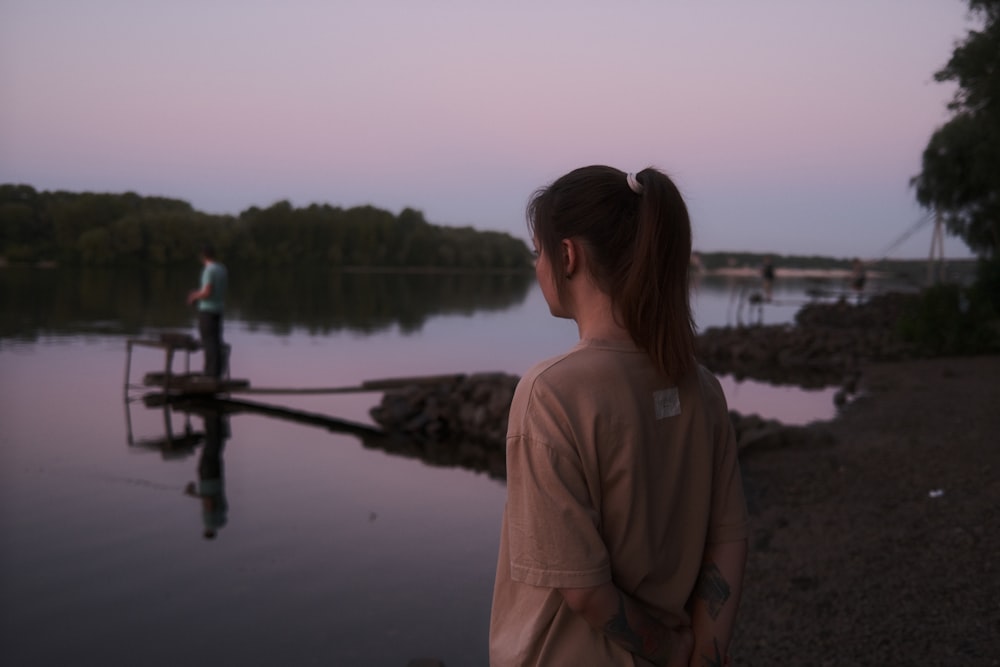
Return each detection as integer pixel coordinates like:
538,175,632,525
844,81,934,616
503,377,612,590
705,373,749,544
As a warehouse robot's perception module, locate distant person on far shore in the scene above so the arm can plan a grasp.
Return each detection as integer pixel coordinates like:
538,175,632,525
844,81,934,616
760,255,775,302
850,258,866,303
187,244,228,378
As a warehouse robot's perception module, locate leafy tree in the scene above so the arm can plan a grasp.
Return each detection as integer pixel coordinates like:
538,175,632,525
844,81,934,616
912,0,1000,256
0,186,534,270
77,227,114,264
0,201,36,258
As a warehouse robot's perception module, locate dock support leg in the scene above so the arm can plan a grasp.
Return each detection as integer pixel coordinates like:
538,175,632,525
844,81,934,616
165,348,175,391
124,341,134,401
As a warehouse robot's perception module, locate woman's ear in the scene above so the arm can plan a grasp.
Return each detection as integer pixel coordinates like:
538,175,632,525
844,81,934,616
561,238,578,279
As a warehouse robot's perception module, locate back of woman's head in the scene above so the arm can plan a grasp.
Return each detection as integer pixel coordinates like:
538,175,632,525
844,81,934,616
528,165,695,379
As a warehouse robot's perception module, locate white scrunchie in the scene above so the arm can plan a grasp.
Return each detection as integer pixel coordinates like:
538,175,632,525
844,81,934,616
626,172,644,194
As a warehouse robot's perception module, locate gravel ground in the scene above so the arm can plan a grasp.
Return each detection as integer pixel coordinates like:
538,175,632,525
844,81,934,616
732,355,1000,666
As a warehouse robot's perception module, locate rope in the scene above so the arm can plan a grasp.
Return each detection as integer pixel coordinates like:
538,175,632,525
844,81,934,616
874,210,935,260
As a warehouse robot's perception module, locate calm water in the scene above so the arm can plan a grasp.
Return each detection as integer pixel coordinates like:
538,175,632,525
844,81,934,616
0,267,841,666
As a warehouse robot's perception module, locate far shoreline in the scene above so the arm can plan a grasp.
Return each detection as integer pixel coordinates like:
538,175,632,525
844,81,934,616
703,266,865,279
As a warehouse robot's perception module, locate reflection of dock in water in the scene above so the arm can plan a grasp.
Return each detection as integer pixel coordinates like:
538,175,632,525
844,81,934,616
134,389,507,480
125,334,507,478
143,392,384,440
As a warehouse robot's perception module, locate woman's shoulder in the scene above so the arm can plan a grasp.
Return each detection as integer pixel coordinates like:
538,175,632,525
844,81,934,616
511,345,607,409
517,348,582,392
690,364,730,412
520,341,634,386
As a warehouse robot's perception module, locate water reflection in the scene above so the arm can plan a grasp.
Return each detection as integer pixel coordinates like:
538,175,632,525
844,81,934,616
136,391,506,482
0,266,535,341
693,274,851,329
125,394,235,538
184,410,231,540
127,398,234,538
125,400,203,457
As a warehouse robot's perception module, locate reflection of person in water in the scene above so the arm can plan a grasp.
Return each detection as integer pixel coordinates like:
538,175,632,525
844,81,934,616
184,410,231,539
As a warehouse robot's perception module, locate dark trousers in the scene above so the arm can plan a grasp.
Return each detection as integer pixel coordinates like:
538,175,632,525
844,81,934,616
198,311,225,378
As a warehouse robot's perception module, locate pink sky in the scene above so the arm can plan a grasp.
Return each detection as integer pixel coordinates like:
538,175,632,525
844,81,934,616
0,0,979,259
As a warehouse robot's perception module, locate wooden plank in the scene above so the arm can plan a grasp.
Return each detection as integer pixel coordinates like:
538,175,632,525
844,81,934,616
233,373,467,395
142,371,466,397
127,334,201,352
143,372,250,393
361,373,465,390
235,385,373,395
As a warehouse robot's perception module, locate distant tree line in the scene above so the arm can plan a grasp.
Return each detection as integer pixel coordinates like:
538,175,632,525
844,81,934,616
0,184,534,270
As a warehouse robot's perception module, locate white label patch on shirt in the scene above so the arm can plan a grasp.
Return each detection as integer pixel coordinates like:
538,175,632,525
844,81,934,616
653,387,681,419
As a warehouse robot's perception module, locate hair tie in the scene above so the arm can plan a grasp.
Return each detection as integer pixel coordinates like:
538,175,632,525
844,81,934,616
626,172,644,194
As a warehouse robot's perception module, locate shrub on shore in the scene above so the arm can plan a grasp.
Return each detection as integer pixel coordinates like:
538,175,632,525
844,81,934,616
896,258,1000,356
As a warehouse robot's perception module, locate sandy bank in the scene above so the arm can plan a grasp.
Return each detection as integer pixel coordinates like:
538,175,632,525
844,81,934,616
702,266,879,280
733,355,1000,665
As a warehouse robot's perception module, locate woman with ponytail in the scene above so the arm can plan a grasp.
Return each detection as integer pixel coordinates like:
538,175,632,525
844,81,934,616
490,166,748,667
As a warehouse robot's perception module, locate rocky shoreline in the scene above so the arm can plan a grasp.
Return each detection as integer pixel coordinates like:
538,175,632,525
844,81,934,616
373,292,999,664
734,354,1000,665
369,293,927,476
369,372,516,479
367,369,841,480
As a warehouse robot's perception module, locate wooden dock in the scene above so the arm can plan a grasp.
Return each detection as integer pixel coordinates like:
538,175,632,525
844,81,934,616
126,333,464,400
126,333,476,437
125,333,245,398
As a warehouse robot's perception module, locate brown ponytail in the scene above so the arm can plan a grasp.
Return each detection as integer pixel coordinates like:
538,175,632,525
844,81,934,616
528,165,696,379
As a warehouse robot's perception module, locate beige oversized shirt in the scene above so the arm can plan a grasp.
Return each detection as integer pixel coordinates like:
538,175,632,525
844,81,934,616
490,339,748,666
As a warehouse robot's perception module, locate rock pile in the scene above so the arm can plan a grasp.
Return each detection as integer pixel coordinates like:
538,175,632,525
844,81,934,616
370,372,518,478
696,293,919,388
369,293,922,474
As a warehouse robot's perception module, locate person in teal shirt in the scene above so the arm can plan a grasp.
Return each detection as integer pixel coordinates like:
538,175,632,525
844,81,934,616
187,244,228,378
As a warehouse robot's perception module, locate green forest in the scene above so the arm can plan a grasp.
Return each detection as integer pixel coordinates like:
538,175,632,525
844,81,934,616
0,184,534,270
0,184,980,280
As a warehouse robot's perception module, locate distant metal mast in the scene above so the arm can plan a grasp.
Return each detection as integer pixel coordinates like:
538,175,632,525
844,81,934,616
928,209,946,285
